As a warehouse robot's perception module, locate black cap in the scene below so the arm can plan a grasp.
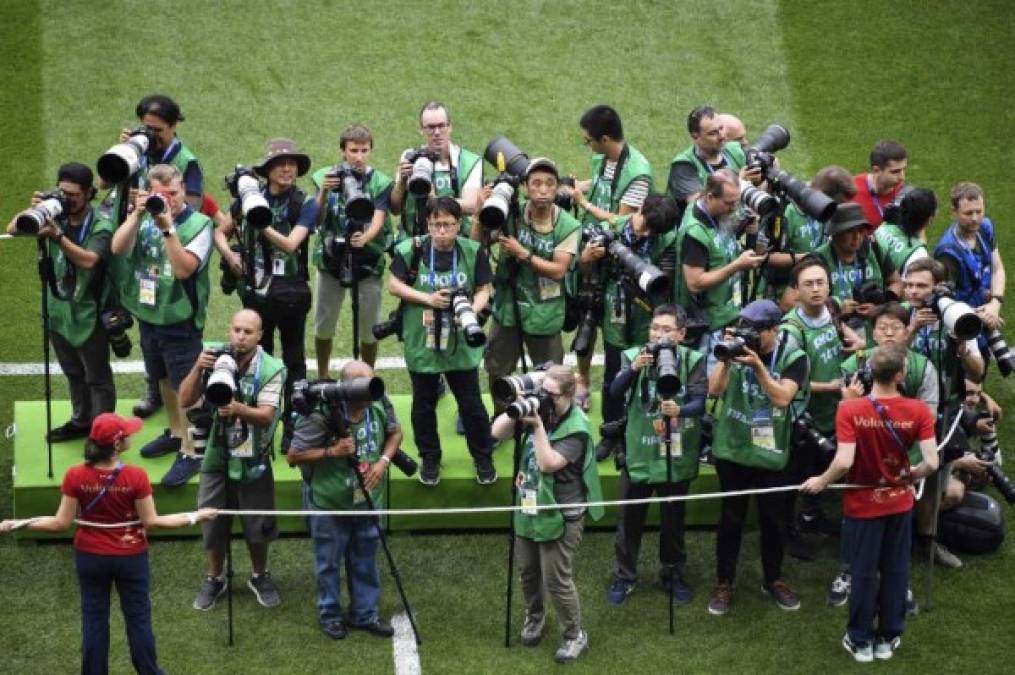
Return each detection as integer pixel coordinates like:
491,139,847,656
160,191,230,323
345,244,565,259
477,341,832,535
135,94,184,125
57,162,94,190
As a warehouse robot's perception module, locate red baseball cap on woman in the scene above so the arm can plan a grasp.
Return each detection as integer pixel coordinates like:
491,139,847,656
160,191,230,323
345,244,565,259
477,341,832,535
89,413,144,445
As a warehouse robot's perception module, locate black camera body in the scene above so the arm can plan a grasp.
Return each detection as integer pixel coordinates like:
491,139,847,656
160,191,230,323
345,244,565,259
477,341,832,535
327,164,374,223
581,224,670,301
220,244,244,295
595,416,628,468
492,363,552,405
713,325,762,361
645,337,680,399
794,411,836,457
745,124,790,175
743,123,836,222
852,279,888,306
100,307,134,358
372,308,404,342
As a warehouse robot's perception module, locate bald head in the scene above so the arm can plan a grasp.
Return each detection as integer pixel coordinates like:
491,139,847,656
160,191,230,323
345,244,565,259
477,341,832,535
229,309,263,356
716,113,747,145
342,360,373,380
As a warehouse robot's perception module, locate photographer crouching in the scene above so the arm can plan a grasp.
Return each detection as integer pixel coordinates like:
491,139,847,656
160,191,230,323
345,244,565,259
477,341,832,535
604,305,707,606
287,361,402,641
388,196,495,486
6,163,116,441
491,365,602,663
179,309,286,611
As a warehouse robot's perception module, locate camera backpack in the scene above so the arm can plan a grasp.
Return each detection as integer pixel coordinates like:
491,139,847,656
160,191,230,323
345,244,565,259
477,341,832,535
937,490,1005,554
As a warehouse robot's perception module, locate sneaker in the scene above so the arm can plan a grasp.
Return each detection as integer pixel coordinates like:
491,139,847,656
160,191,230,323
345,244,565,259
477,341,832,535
842,633,874,663
606,578,635,605
247,571,281,607
874,636,901,660
763,580,801,611
133,379,163,418
419,456,440,486
934,542,963,569
798,509,841,537
193,575,226,611
553,629,588,663
349,618,394,637
475,456,497,485
707,582,733,615
46,421,90,443
141,429,181,459
662,572,694,605
520,614,545,646
827,572,851,607
321,620,347,640
905,587,919,616
455,413,465,435
161,452,202,487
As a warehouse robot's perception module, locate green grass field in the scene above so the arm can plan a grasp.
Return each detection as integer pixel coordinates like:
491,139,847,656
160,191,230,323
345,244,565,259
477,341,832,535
2,0,1015,672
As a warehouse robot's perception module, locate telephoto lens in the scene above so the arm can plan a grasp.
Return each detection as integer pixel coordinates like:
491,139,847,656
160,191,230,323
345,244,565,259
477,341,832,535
739,180,779,218
406,150,436,197
339,171,374,222
985,329,1015,377
492,371,547,405
507,396,540,420
713,337,747,361
480,181,515,230
144,193,168,215
15,197,65,235
372,309,404,341
390,449,419,477
930,285,982,341
451,291,486,347
235,173,272,229
977,449,1015,505
205,354,239,407
606,239,670,300
96,128,151,184
100,308,134,358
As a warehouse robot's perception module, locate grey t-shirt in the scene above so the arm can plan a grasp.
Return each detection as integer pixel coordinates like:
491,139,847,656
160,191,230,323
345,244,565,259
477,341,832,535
549,432,587,517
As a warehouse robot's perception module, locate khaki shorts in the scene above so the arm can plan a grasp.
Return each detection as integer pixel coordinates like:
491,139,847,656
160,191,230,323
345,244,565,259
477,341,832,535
198,466,278,549
313,270,382,344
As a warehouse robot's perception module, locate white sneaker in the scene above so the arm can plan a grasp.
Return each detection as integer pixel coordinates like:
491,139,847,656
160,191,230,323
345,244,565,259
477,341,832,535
874,636,901,660
842,634,873,663
554,629,588,663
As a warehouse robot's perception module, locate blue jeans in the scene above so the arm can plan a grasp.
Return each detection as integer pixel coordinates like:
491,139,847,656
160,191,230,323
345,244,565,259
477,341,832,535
74,550,163,675
308,506,382,625
844,510,912,644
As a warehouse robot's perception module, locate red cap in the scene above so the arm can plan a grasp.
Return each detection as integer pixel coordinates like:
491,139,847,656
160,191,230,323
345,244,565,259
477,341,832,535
89,413,144,445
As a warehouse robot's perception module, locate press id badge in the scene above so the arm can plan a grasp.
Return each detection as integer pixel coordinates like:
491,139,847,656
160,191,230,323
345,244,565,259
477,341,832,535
139,273,157,306
751,410,777,453
521,488,538,515
610,288,626,324
538,275,561,300
423,309,450,351
731,275,743,308
228,423,253,459
272,257,286,276
654,418,682,458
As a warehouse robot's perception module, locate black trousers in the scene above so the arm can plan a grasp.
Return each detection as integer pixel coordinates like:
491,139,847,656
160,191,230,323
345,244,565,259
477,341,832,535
246,295,308,431
410,369,491,461
613,469,690,582
601,343,625,424
714,458,788,585
50,327,116,428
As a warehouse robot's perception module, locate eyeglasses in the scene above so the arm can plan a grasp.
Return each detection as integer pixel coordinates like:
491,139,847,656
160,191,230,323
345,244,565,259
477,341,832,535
582,136,595,146
429,220,458,231
422,122,448,134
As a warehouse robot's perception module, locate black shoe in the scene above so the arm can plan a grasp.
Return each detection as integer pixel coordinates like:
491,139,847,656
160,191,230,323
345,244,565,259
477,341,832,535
475,456,497,485
349,619,394,638
321,620,347,640
140,429,181,459
162,452,203,487
46,421,90,443
419,456,440,486
133,380,163,418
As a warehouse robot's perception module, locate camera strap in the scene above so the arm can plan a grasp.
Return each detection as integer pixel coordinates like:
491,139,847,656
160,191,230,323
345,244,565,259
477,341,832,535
81,462,125,515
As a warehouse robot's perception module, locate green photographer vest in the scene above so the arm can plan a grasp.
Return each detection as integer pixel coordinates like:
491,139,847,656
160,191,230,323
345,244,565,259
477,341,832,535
667,141,746,194
712,344,808,471
400,146,481,241
601,222,678,348
231,188,313,300
513,406,604,543
875,222,927,274
675,209,742,330
308,400,390,511
397,236,484,373
46,207,114,347
492,204,579,336
200,344,286,482
584,144,653,226
623,344,704,484
814,240,887,305
780,307,843,434
311,166,394,276
119,209,212,330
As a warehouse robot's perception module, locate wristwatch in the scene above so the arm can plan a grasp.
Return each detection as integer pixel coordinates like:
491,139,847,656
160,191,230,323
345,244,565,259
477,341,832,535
161,226,176,238
991,295,1004,305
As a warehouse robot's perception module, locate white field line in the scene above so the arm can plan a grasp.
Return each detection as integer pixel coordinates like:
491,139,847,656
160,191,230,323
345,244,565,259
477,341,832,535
392,612,421,675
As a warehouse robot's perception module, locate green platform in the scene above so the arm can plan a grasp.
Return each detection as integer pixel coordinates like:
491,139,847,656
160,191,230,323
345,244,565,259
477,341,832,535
12,396,720,539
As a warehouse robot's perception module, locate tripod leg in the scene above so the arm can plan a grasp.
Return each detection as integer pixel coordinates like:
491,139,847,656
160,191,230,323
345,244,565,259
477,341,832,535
226,525,235,646
351,278,360,361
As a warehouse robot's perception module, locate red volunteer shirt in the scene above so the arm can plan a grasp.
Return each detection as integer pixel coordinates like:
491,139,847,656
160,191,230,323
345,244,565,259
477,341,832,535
849,174,904,229
61,463,152,556
836,396,935,519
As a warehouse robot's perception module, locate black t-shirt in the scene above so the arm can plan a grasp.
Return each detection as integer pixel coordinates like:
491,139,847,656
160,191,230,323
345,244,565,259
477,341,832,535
390,240,493,287
759,349,808,389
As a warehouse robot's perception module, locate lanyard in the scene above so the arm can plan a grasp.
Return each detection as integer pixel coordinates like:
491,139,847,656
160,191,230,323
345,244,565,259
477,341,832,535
427,242,458,288
867,395,908,452
60,208,93,245
867,175,884,219
81,462,125,515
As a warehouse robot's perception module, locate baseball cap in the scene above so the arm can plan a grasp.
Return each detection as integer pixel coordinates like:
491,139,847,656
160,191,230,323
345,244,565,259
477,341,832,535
89,413,144,446
524,157,559,180
738,299,783,328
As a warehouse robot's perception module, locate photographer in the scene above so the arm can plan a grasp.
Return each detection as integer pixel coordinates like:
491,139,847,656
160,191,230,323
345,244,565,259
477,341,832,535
762,165,857,308
179,309,286,611
388,196,495,486
707,300,809,615
848,140,908,230
312,125,393,373
110,164,213,486
934,182,1007,349
667,105,748,214
287,361,401,641
214,139,319,450
491,365,602,663
813,202,901,345
564,104,653,407
605,305,706,606
802,345,938,663
390,101,481,241
473,158,579,412
676,169,765,371
6,163,116,442
874,187,934,277
584,195,679,424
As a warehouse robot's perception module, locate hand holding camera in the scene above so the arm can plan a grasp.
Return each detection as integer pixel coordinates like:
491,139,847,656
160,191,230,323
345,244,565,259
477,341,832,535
362,460,388,492
659,399,680,418
428,288,452,310
631,349,654,372
498,234,527,260
734,249,766,272
580,241,606,265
